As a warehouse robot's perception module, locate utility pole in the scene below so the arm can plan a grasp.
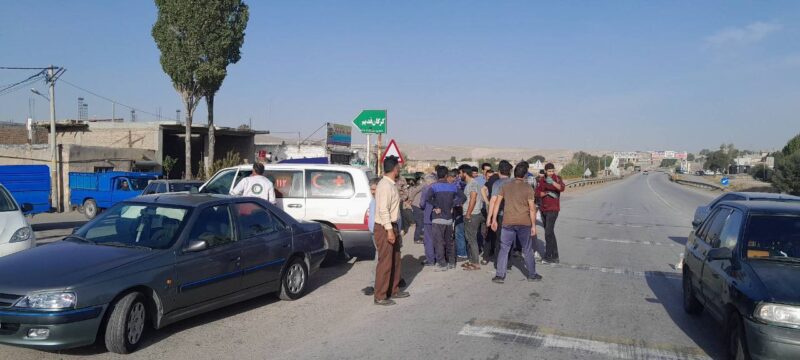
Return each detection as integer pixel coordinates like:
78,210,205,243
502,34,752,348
47,65,59,212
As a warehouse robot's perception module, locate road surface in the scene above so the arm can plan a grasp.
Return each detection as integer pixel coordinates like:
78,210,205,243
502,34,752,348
4,172,726,359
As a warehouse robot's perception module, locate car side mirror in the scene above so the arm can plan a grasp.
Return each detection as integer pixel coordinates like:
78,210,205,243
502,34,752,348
707,247,732,261
691,220,701,228
21,203,33,214
189,186,199,194
184,240,208,253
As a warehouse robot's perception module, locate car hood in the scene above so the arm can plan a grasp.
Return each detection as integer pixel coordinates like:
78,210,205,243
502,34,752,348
749,260,800,305
0,210,27,245
0,241,156,294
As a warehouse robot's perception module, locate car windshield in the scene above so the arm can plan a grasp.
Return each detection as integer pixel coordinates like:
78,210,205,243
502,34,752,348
74,203,190,249
0,186,18,212
745,214,800,260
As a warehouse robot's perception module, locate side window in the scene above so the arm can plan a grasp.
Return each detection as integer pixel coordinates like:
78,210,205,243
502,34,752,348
265,170,304,198
234,169,252,188
235,202,286,238
156,183,168,193
188,205,235,248
718,210,744,250
306,170,355,198
143,183,157,195
703,208,731,247
202,170,236,194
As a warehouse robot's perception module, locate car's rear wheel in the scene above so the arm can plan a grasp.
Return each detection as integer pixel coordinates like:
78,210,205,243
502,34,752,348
683,269,703,315
728,312,750,360
279,258,308,301
104,292,148,354
84,199,98,220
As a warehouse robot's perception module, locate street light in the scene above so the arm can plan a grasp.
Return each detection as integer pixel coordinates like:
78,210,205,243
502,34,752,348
30,88,49,101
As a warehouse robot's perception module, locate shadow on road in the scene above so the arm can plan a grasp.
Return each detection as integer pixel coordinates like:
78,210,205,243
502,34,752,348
52,261,356,356
645,273,725,358
668,236,688,246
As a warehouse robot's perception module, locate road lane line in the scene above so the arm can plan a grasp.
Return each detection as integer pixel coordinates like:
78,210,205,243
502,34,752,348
646,175,694,222
577,236,683,248
458,319,711,360
545,262,681,280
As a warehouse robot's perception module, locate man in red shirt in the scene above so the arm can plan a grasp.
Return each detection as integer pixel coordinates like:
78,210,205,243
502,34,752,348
536,163,565,263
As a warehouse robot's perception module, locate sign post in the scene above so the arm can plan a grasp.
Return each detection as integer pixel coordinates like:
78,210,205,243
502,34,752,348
352,109,387,173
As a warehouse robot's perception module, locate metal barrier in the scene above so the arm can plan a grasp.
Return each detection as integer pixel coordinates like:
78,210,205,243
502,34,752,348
671,178,725,191
565,176,623,188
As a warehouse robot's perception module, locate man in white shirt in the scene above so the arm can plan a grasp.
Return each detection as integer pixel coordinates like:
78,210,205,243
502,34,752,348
230,162,276,205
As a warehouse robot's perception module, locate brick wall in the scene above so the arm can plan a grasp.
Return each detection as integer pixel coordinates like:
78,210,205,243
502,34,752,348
0,123,46,145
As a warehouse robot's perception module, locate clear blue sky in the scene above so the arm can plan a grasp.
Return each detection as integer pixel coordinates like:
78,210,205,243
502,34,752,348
2,1,799,152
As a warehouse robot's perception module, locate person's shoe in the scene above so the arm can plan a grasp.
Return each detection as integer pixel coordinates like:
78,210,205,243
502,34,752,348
435,265,448,272
480,260,490,266
457,256,468,261
527,274,543,282
374,299,396,306
399,278,407,288
448,263,456,270
414,240,424,244
392,291,410,299
423,262,435,267
492,276,505,284
361,286,375,296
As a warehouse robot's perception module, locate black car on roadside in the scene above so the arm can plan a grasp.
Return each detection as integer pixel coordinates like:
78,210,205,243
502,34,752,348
683,201,800,360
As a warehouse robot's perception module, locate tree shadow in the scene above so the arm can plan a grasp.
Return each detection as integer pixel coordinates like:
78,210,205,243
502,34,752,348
645,273,726,358
668,236,688,246
52,261,355,356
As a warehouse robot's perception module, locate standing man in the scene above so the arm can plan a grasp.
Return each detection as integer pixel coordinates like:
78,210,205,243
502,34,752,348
485,160,513,267
490,161,542,283
425,166,465,271
418,173,437,265
373,156,409,305
407,176,426,244
461,165,484,270
536,163,565,264
230,162,276,205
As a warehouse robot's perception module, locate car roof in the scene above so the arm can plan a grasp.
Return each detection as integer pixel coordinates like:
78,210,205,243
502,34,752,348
149,179,204,184
220,163,368,172
718,200,800,215
130,193,233,207
726,191,800,201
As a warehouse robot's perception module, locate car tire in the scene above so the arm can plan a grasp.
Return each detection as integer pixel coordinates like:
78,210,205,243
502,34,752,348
104,292,148,354
279,258,308,301
84,199,98,220
728,312,750,360
320,224,343,267
683,270,703,315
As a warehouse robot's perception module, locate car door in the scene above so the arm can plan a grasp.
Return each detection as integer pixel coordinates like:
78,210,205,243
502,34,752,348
686,208,726,295
235,201,293,289
695,208,731,314
265,170,306,219
174,204,242,309
701,208,743,318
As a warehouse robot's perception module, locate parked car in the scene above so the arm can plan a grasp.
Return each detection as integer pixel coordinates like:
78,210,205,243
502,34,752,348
682,201,800,359
142,179,204,195
0,183,35,257
199,164,372,263
0,165,51,215
0,194,325,353
695,170,706,176
692,192,800,228
643,170,649,175
69,171,160,219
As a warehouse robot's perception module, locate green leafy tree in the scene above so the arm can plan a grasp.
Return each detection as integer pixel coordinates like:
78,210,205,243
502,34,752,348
687,153,695,162
773,151,800,195
781,133,800,156
748,163,773,182
162,155,177,179
699,149,711,156
704,150,732,173
559,162,583,178
153,0,205,179
660,159,678,168
196,0,249,176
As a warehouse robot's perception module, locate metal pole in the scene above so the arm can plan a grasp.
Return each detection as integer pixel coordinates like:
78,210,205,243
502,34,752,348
47,66,59,212
112,102,116,122
366,133,371,169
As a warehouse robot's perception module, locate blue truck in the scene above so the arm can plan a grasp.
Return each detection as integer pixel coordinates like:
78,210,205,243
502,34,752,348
69,171,160,219
0,165,51,215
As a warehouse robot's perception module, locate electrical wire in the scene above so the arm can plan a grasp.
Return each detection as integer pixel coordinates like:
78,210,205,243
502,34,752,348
59,78,180,121
0,71,46,97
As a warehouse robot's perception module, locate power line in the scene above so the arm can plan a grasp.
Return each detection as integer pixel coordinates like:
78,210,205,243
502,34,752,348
0,71,46,97
0,66,51,70
59,78,180,121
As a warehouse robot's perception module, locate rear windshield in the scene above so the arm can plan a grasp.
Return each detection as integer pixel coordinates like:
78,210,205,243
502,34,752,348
745,214,800,259
0,186,18,212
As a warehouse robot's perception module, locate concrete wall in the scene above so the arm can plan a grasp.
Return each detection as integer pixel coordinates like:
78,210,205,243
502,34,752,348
56,123,160,151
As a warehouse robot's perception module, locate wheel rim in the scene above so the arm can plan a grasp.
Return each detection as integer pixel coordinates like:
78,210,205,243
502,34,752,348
286,263,306,294
86,203,95,216
127,302,146,345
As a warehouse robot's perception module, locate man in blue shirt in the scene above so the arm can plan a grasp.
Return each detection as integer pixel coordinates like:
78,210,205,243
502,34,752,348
425,166,466,270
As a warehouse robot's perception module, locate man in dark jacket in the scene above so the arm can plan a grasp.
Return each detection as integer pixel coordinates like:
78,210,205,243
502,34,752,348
536,163,565,263
425,166,466,270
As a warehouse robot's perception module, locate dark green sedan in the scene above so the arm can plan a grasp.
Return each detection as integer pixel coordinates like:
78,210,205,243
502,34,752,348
0,194,326,353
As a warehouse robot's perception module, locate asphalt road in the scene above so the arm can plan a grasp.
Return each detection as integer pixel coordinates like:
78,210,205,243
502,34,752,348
5,173,726,359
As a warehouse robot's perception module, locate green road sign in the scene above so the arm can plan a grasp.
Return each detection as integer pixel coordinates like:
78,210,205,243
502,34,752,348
352,110,387,134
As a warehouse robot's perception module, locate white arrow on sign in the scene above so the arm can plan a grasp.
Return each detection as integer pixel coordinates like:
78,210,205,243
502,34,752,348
381,139,404,164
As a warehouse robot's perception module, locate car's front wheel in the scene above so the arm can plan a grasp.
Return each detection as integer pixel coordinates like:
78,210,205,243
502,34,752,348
104,292,148,354
683,269,703,315
728,313,750,360
279,258,308,301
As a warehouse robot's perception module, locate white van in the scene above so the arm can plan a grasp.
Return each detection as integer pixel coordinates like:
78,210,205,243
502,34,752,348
199,164,374,260
0,183,35,257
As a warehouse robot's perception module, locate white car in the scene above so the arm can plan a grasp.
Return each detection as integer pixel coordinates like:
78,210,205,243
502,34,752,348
0,183,35,257
199,164,373,262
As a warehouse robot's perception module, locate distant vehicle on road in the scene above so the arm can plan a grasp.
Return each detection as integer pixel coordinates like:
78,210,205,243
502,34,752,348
142,179,204,195
0,194,325,354
683,201,800,360
695,170,706,176
200,164,372,263
0,183,35,257
643,170,649,175
69,171,159,219
692,192,800,228
0,165,51,215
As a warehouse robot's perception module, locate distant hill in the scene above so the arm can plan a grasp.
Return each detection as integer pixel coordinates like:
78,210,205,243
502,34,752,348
403,143,608,163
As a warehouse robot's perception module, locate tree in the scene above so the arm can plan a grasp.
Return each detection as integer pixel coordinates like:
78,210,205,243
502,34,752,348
162,155,177,179
527,155,545,164
449,156,457,163
748,163,773,182
781,133,800,156
196,0,249,176
699,149,711,156
559,162,583,178
704,150,732,173
687,153,695,162
153,0,205,179
773,151,800,195
660,159,678,168
624,162,635,170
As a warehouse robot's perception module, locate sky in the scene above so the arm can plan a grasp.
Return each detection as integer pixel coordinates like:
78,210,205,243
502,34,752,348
2,1,800,153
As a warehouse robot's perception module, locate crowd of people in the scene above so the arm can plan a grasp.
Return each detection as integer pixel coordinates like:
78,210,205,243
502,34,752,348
368,156,566,305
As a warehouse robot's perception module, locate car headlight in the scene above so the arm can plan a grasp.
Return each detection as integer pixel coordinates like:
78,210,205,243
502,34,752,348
10,226,33,243
15,292,76,309
755,303,800,329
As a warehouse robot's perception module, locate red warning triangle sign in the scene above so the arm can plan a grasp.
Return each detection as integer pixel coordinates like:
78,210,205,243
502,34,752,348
381,139,404,164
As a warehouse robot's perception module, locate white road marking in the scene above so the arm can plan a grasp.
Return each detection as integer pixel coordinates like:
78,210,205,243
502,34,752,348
646,175,693,222
459,320,711,360
578,236,683,248
546,262,681,280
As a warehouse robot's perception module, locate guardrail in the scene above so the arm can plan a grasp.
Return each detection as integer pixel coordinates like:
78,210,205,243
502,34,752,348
671,177,725,191
565,176,624,188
